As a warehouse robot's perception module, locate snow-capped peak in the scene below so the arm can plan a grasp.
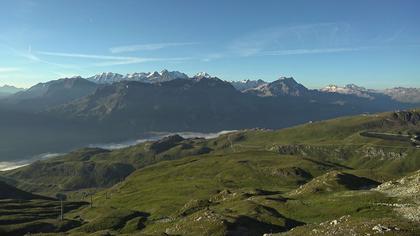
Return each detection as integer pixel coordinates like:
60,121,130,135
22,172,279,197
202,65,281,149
87,70,189,84
88,72,124,84
126,72,148,79
344,84,368,92
195,72,211,78
147,71,161,78
230,79,267,92
321,84,340,92
320,84,373,99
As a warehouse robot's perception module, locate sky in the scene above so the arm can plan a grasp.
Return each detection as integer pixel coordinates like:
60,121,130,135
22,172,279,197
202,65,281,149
0,0,419,88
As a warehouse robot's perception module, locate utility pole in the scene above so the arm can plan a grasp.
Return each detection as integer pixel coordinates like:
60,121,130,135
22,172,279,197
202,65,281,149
56,193,67,221
60,200,63,220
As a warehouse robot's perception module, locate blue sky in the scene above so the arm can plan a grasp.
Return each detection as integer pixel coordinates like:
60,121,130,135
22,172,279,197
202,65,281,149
0,0,419,88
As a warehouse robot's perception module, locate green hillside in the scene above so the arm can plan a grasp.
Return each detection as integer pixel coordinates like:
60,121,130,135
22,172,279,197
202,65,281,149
0,180,52,200
1,110,419,235
3,135,215,195
0,181,87,235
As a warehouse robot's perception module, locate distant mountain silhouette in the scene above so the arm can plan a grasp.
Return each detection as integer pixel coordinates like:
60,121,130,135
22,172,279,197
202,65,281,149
1,77,99,112
0,85,24,98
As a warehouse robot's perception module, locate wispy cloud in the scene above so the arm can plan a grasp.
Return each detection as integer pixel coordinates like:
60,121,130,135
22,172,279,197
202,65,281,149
199,23,410,62
93,57,192,67
5,45,81,70
229,23,361,57
36,50,192,67
110,42,199,53
0,67,20,73
15,45,42,62
201,53,225,62
37,51,138,60
383,28,405,43
0,39,195,69
262,47,368,56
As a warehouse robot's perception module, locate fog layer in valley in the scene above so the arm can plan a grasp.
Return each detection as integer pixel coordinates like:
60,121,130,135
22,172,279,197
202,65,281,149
0,130,236,171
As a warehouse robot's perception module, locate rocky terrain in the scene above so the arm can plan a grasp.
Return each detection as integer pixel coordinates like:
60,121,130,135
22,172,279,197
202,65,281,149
376,170,420,222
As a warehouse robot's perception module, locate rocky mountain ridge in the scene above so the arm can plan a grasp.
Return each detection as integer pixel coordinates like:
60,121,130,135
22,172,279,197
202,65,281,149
6,70,418,103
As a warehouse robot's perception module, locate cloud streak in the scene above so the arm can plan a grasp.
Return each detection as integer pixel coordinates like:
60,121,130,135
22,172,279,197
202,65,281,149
109,42,199,53
229,23,362,57
37,51,138,60
0,67,20,73
3,45,82,70
262,47,367,56
201,53,225,62
1,40,196,67
200,23,407,61
36,50,193,67
93,57,192,67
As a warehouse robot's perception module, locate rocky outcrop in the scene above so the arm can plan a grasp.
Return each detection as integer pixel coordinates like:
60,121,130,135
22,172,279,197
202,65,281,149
289,171,379,196
392,110,420,125
147,135,185,153
375,170,420,222
271,144,409,161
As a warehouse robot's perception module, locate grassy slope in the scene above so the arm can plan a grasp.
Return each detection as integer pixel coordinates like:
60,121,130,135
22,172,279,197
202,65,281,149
3,136,214,196
0,181,87,236
5,110,419,196
2,109,420,235
233,111,420,180
67,152,333,235
0,180,53,201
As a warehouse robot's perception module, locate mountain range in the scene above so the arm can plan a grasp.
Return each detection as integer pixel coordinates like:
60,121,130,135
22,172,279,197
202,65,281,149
0,85,24,98
35,74,416,132
2,70,420,103
0,70,419,161
83,70,420,104
2,77,99,111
